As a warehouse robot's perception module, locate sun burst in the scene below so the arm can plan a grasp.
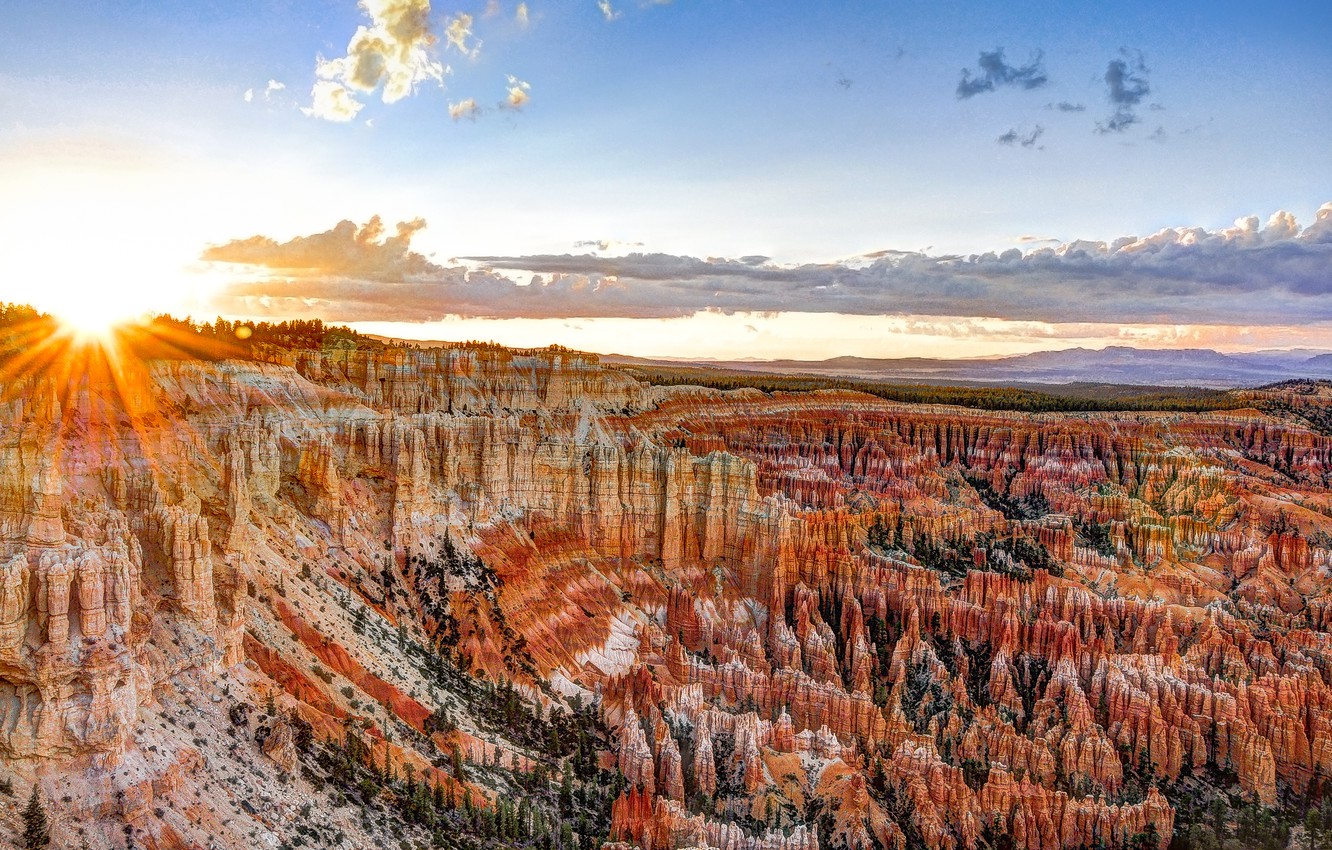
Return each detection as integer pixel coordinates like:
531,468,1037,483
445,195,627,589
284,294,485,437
0,310,244,506
50,303,128,343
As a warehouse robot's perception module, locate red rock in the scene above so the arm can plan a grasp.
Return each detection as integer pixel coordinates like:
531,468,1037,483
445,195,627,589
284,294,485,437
4,343,1331,850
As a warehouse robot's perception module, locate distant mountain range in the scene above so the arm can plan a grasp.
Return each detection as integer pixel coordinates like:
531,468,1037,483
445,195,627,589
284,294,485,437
603,346,1332,389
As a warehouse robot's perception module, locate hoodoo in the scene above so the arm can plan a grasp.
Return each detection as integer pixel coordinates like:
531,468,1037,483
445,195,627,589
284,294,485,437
1,342,1329,849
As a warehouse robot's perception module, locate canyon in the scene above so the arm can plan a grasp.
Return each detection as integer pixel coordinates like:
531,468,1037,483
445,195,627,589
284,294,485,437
1,341,1330,850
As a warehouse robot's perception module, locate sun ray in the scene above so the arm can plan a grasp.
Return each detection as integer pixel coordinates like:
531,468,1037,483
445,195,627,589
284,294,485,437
0,311,257,524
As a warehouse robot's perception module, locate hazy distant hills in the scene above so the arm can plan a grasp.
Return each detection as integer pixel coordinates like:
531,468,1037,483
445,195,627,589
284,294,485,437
603,346,1332,388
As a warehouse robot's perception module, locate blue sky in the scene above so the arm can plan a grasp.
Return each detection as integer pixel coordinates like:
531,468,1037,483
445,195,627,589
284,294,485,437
2,0,1330,357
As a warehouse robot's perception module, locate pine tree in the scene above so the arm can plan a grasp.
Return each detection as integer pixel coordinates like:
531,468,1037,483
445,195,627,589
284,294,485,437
559,770,574,813
452,743,467,782
21,784,50,850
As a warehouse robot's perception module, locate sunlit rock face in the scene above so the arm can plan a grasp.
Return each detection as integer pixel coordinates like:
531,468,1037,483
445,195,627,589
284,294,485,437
1,344,1330,850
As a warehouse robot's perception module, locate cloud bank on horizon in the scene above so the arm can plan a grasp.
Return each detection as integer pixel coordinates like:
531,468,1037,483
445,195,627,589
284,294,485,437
204,203,1332,326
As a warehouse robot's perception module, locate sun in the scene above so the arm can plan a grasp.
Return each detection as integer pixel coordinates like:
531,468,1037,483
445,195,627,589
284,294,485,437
50,301,128,342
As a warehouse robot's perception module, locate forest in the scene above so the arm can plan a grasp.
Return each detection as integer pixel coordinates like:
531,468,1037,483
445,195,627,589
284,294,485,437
612,363,1252,414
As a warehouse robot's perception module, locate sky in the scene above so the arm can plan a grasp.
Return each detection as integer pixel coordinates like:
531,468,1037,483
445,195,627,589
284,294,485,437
1,0,1330,359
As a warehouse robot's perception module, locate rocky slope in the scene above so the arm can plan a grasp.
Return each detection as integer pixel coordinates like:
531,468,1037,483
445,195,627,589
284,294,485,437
1,342,1329,850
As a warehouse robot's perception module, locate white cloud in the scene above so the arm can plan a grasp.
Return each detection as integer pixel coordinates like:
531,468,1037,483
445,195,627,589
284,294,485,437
598,0,621,21
302,80,366,122
1309,202,1332,242
306,0,447,120
247,80,287,105
504,75,531,109
444,12,480,58
516,2,529,26
573,238,645,253
449,98,481,120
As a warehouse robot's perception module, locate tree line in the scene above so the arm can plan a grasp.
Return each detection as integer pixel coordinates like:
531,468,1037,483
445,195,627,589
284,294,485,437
614,364,1250,414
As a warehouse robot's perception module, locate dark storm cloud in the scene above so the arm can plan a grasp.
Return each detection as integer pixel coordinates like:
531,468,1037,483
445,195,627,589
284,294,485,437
998,126,1044,148
1097,51,1151,133
955,48,1049,98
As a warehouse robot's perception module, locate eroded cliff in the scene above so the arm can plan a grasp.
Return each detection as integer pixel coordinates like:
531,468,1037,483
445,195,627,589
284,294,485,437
1,345,1329,850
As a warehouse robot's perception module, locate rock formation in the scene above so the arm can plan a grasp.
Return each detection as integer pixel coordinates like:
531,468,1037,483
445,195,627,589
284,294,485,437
1,344,1329,850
